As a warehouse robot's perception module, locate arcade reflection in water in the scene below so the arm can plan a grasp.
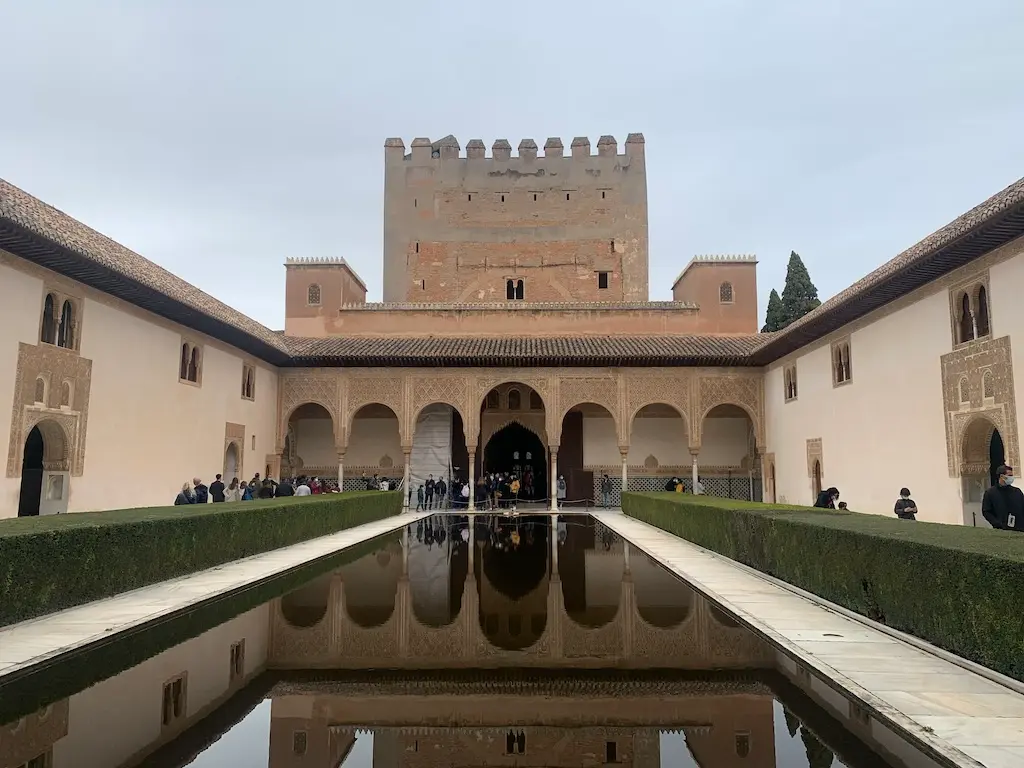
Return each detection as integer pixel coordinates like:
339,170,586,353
1,515,900,768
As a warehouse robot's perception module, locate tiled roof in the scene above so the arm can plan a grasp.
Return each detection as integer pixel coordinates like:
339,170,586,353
0,178,290,362
753,174,1024,362
283,334,764,367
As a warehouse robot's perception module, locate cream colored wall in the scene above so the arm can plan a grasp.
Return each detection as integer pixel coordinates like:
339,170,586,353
0,261,42,515
51,604,269,768
582,415,750,468
764,286,958,521
293,415,402,469
989,248,1024,454
0,256,280,517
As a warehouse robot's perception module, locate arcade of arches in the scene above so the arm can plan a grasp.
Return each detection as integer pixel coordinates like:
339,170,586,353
276,369,765,507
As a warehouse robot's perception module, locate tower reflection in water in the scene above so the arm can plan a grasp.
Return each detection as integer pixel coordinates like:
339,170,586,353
2,515,881,768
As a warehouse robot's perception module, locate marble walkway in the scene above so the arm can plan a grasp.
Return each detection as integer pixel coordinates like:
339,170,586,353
594,512,1024,768
0,511,429,683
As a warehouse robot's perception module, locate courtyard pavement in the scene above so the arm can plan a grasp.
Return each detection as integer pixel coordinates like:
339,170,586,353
0,511,430,683
594,511,1024,768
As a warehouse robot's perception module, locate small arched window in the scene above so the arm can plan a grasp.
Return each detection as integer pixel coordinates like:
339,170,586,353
188,346,200,382
976,285,991,337
307,284,321,305
959,376,970,405
180,344,190,380
34,377,46,404
61,381,73,408
41,293,57,344
784,366,798,401
834,343,852,384
515,279,524,300
735,733,751,758
506,280,515,300
58,300,75,348
507,389,521,410
486,389,499,409
958,292,975,343
983,370,995,400
719,281,734,303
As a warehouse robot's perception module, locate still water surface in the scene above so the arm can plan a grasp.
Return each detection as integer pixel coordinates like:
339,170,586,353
5,515,903,767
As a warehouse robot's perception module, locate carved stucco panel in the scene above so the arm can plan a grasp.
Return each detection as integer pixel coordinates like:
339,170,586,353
279,374,341,450
623,373,692,451
557,375,621,443
806,438,823,479
7,342,92,478
224,421,245,478
408,375,470,439
696,375,763,448
941,335,1019,477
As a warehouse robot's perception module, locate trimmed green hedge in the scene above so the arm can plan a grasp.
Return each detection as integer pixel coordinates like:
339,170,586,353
623,492,1024,682
0,491,401,627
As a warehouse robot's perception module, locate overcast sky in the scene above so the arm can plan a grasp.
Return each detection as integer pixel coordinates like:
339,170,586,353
2,0,1023,330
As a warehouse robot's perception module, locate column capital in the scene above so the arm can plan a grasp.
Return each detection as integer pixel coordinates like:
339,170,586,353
618,446,630,458
689,447,701,458
401,445,413,455
549,444,560,452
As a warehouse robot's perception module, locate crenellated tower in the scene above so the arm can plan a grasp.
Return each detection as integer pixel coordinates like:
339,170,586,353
382,133,648,303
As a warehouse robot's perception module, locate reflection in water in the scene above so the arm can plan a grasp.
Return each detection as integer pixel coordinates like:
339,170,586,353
2,515,901,767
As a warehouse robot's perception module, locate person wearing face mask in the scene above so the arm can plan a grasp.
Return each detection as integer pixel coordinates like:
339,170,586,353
982,465,1024,531
893,488,918,520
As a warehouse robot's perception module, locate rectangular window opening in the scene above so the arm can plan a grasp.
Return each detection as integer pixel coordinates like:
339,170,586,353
566,193,570,201
606,741,617,762
533,193,537,201
414,198,417,208
420,279,426,290
598,272,609,289
414,241,419,254
500,194,505,202
602,190,606,199
467,194,472,202
251,435,256,450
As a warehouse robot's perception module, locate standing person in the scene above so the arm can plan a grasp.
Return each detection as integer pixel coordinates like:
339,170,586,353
436,478,447,510
556,475,567,509
210,474,226,503
476,474,488,510
600,474,612,508
893,488,918,520
510,475,521,513
982,465,1024,531
425,474,435,510
275,477,295,497
193,477,209,504
416,484,425,511
295,477,312,496
226,477,241,502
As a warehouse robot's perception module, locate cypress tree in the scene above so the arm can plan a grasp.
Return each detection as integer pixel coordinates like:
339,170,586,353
779,251,821,327
761,289,785,332
800,726,835,768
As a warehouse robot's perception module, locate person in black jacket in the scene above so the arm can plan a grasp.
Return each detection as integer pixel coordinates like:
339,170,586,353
813,487,839,509
193,477,209,504
209,474,226,503
982,464,1024,532
893,488,918,520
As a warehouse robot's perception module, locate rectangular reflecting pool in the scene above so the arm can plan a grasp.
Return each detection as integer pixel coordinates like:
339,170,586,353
2,515,927,767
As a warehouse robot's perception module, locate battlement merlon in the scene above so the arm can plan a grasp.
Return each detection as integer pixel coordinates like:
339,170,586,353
384,133,645,162
671,255,758,290
284,256,368,292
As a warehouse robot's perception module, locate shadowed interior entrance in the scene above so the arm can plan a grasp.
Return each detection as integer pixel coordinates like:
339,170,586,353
482,423,547,502
18,426,44,517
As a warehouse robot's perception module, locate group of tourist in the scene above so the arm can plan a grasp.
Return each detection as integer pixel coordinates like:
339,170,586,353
173,473,340,505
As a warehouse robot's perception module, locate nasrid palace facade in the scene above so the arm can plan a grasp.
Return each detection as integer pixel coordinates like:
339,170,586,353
1,132,1023,525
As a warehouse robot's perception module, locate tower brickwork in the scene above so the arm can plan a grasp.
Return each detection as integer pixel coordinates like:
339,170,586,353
671,255,759,335
382,133,648,303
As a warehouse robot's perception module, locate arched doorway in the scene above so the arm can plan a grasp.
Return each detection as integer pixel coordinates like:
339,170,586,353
812,460,822,499
961,417,1004,527
483,423,547,503
224,442,240,482
18,426,45,517
478,516,550,650
769,462,777,504
628,403,688,494
699,403,759,500
284,403,336,482
560,402,618,507
348,403,402,491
